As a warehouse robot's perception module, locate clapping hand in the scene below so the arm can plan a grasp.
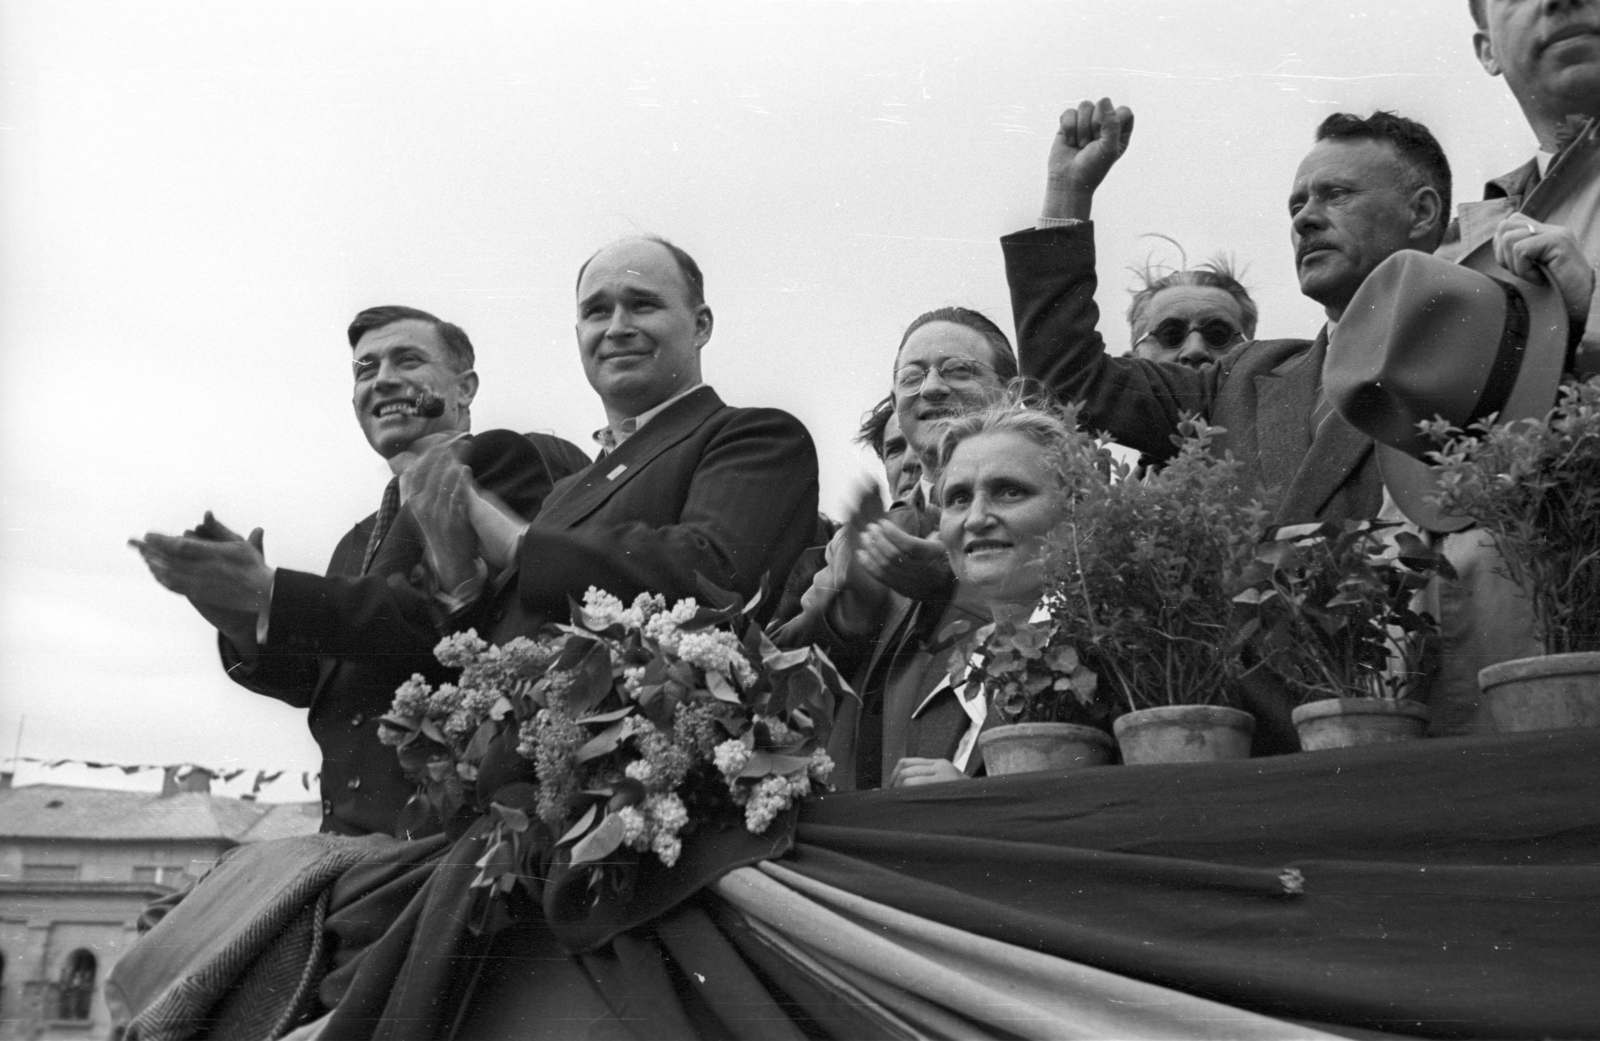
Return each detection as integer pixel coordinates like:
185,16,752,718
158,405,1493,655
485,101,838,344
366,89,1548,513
1042,97,1134,222
404,437,529,583
856,519,953,602
1493,216,1596,330
130,512,272,651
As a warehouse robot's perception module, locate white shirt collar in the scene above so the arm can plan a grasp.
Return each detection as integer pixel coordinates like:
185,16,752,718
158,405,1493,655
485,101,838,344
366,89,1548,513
593,383,706,453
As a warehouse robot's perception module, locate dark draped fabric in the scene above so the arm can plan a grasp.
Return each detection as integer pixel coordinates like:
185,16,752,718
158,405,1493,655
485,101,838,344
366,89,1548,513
316,728,1600,1040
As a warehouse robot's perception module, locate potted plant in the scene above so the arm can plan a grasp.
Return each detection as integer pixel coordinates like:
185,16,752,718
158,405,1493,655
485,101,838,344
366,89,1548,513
1231,520,1453,750
1424,378,1600,730
944,610,1114,776
1042,419,1267,764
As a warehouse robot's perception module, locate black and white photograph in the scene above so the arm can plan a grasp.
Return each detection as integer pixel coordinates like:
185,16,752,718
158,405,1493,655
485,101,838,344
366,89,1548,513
2,1,1598,1037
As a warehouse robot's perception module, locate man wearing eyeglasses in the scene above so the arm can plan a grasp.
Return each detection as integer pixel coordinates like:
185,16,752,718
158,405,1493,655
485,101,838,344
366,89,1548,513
1005,99,1452,527
1128,262,1258,369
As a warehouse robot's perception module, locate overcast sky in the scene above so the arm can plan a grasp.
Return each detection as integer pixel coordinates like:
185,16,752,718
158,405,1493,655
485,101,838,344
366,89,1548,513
0,0,1534,799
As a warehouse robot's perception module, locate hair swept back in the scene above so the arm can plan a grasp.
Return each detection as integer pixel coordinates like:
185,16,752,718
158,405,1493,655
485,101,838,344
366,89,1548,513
894,306,1018,384
929,384,1105,505
346,305,475,372
1314,110,1453,245
856,394,896,458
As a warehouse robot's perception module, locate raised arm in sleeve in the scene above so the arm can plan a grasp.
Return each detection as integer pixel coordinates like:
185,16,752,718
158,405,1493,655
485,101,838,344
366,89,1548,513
1002,222,1223,461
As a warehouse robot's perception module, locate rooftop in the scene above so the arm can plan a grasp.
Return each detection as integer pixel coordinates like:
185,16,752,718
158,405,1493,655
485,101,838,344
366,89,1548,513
0,783,321,843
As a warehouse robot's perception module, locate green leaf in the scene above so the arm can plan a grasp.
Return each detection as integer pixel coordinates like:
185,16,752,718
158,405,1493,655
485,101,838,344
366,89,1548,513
705,669,743,703
574,720,628,763
577,705,636,725
737,750,813,779
471,837,517,890
569,812,628,866
762,646,812,672
492,803,530,834
558,803,598,845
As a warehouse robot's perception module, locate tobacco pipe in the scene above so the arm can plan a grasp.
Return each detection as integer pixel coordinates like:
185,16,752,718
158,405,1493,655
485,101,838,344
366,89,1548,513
414,389,446,418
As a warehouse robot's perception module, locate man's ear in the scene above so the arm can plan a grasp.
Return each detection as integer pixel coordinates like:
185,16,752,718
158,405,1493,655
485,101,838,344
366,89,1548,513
693,305,714,347
1408,185,1446,249
455,369,480,408
1474,29,1501,77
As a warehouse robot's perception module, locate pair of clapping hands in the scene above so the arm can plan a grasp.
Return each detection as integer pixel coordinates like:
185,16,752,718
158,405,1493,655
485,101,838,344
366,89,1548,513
130,513,274,652
395,434,527,591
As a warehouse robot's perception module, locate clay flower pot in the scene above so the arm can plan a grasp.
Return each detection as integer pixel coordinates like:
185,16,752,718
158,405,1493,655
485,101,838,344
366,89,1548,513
1291,697,1429,751
1112,705,1254,765
977,722,1115,776
1477,652,1600,732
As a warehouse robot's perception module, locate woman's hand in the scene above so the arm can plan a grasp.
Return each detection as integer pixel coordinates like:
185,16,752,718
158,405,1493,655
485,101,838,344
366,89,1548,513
856,520,953,602
888,757,966,787
1493,216,1595,327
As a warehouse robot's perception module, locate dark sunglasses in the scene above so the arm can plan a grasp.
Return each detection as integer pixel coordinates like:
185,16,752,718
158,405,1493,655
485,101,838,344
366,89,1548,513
1138,318,1244,351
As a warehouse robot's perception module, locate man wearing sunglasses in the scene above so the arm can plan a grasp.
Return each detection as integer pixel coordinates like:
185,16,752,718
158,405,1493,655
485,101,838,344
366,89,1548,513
1128,262,1258,369
1004,98,1451,528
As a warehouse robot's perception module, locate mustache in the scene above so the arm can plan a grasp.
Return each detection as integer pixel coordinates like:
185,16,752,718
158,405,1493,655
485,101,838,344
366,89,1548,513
1296,240,1335,263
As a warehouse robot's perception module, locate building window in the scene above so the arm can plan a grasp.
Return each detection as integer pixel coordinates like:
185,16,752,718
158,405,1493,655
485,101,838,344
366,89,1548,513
58,949,95,1021
21,863,79,882
131,865,192,887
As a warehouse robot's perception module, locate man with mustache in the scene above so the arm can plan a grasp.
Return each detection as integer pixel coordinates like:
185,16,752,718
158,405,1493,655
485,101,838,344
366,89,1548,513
132,306,589,836
1005,99,1453,528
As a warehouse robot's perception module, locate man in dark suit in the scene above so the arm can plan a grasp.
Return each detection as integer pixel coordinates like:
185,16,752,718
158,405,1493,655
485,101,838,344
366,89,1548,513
1004,100,1453,526
407,237,818,643
132,306,589,836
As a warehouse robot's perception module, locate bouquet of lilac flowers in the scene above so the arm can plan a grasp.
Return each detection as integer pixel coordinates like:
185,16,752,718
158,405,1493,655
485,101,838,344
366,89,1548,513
381,582,848,907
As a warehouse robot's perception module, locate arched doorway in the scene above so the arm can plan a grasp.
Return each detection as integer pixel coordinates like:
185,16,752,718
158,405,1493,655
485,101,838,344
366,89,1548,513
58,948,95,1020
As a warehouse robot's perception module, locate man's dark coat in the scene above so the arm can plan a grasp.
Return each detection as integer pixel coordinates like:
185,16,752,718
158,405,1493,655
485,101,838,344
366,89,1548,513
1003,222,1383,526
481,386,819,643
222,430,590,837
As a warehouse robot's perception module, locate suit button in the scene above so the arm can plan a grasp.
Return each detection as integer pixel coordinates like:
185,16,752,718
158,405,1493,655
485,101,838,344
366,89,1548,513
321,800,332,814
347,776,362,790
350,714,365,727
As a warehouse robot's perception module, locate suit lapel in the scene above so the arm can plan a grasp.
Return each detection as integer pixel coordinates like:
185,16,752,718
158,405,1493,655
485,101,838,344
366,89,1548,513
535,387,725,531
488,387,725,602
1253,331,1323,499
1276,332,1373,522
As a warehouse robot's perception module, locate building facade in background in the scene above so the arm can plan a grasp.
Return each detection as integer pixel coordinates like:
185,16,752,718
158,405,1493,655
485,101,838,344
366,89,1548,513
0,769,318,1039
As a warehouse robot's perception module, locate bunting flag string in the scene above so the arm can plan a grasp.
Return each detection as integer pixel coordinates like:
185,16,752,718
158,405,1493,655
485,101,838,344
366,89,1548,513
6,755,320,793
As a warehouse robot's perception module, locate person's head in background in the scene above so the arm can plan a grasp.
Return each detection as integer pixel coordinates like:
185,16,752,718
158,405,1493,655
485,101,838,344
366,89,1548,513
892,307,1017,473
857,395,923,503
1471,0,1600,151
1126,246,1258,368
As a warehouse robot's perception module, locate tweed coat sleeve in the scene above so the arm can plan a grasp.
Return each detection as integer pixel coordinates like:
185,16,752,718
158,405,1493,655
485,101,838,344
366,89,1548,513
1002,222,1227,462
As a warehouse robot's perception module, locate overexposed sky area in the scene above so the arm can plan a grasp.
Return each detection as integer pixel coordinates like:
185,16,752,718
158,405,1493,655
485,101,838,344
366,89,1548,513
1,0,1534,798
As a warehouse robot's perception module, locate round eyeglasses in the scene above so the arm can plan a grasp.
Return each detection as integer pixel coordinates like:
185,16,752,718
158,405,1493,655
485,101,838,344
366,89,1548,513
1136,318,1246,352
893,358,992,395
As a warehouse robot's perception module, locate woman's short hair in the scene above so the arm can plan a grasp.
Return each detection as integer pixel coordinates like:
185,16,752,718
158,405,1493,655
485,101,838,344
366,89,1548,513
895,307,1018,384
930,387,1099,502
1125,258,1259,343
